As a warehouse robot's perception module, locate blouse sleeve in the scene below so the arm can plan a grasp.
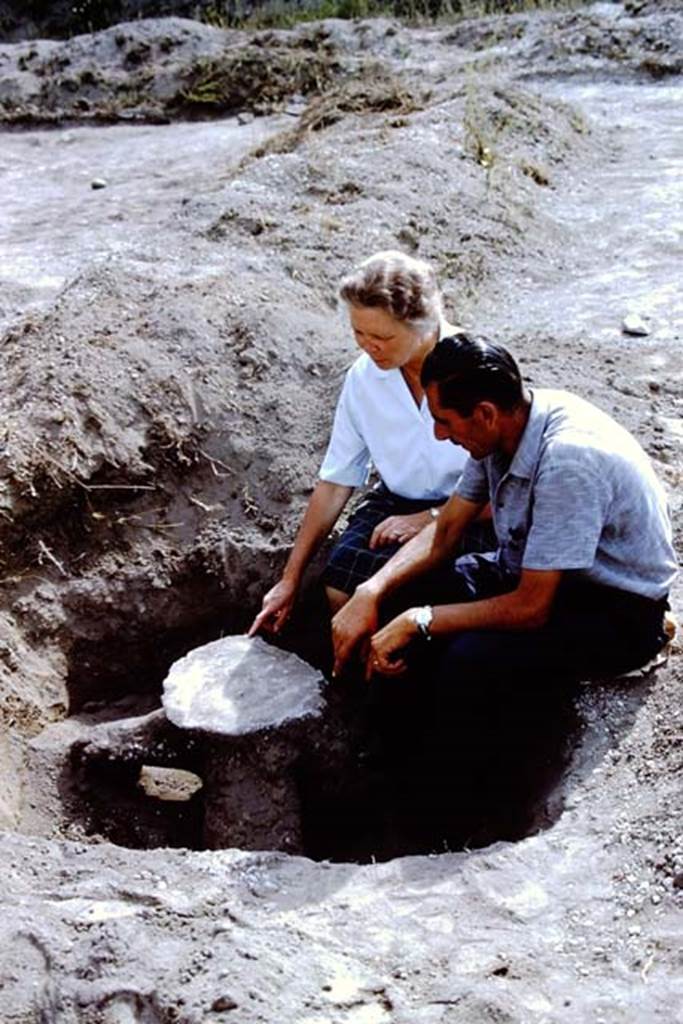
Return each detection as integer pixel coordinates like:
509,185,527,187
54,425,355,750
318,373,371,487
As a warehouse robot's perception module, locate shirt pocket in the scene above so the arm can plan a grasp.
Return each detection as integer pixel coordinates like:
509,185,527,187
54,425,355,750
500,516,529,576
507,523,527,551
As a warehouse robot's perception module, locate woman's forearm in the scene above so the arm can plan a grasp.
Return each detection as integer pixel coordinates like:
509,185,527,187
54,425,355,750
281,480,354,584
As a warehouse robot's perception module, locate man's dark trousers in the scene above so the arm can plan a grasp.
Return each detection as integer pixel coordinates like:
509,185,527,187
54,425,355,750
370,557,669,849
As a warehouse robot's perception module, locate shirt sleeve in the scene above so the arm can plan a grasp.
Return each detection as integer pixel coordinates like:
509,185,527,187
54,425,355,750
454,457,489,504
522,448,612,571
318,374,372,487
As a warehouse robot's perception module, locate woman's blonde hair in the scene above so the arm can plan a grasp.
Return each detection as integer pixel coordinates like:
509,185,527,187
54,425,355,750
339,250,442,338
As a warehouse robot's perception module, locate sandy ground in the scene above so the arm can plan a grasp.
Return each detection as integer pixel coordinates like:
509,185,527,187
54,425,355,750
0,2,682,1021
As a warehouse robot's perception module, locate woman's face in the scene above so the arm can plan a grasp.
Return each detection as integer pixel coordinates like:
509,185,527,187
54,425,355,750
349,305,423,370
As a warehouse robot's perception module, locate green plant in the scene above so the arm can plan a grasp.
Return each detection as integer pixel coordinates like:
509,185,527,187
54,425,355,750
463,75,498,183
201,3,231,28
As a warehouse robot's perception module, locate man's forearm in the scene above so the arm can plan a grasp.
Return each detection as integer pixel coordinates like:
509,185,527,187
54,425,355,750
367,570,562,675
431,592,544,635
360,521,439,600
428,567,563,635
360,495,482,604
331,494,485,676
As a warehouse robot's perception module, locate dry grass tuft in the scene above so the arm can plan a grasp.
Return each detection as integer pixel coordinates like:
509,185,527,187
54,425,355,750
247,63,424,159
171,45,344,116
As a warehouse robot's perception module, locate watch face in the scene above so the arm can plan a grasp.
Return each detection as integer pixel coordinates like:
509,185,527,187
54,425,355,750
416,606,433,632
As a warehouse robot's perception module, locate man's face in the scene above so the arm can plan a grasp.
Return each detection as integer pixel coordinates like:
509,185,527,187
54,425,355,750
426,383,499,459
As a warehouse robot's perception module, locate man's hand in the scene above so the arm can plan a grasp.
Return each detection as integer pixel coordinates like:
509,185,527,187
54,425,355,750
331,586,379,677
367,610,419,679
248,578,297,636
369,511,432,550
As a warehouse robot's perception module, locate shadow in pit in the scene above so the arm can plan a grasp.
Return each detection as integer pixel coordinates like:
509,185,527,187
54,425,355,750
59,583,632,862
61,675,586,861
64,708,206,850
298,675,586,861
65,578,254,714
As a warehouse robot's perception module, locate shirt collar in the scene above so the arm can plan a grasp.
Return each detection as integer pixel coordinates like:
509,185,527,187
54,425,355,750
506,389,551,479
361,352,396,382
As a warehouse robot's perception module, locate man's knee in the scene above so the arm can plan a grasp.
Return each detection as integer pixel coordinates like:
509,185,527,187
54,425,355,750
435,630,509,687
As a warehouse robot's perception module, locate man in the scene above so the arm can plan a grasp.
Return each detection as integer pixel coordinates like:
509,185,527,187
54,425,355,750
332,333,676,684
329,334,676,848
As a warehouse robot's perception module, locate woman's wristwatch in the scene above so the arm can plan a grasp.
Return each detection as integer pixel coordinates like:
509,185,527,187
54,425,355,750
412,605,433,640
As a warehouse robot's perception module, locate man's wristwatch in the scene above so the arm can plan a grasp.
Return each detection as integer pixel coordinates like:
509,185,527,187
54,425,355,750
412,605,433,641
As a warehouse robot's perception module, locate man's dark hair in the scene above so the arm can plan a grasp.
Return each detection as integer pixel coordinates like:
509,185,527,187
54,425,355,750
421,333,524,416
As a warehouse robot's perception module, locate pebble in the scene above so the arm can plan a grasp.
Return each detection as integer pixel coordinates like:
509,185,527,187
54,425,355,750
91,178,107,190
622,313,650,337
211,996,238,1011
138,766,203,801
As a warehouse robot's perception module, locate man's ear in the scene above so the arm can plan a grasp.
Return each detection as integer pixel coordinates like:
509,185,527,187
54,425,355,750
474,401,499,429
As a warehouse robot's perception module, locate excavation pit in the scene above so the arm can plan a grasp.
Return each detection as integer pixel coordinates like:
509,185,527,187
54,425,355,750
66,633,582,863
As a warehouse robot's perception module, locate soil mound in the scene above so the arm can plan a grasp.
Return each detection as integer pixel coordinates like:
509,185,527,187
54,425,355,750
2,4,682,126
0,18,358,125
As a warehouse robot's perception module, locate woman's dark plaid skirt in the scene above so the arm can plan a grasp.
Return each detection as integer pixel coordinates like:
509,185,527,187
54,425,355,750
322,483,496,596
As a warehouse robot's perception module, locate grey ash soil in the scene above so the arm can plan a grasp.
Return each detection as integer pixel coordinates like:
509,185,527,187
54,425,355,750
0,3,682,1022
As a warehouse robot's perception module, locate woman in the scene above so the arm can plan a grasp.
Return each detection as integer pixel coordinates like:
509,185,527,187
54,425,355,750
249,250,474,636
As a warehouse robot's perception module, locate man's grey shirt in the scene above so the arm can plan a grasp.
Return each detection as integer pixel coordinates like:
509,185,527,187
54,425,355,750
454,388,677,600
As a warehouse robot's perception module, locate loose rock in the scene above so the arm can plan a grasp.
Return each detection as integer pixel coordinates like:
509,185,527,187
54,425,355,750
138,765,203,801
162,635,325,736
622,313,650,336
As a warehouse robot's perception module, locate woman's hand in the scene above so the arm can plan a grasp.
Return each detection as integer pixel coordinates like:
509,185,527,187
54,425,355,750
331,586,379,677
366,610,419,678
369,510,433,550
248,577,298,636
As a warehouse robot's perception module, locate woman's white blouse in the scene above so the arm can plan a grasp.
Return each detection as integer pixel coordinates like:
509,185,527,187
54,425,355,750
319,328,468,501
